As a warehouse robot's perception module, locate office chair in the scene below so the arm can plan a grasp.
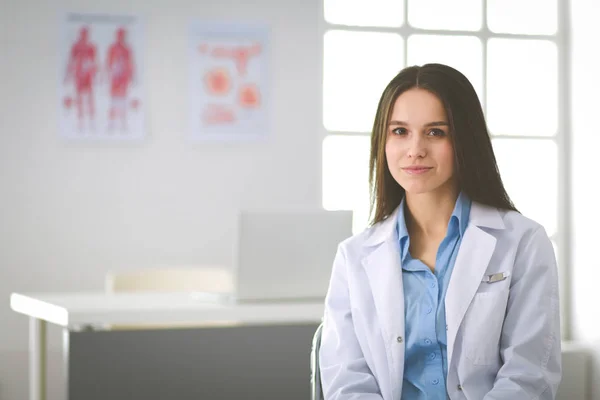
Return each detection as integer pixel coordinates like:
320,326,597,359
310,322,324,400
106,266,234,293
105,266,235,329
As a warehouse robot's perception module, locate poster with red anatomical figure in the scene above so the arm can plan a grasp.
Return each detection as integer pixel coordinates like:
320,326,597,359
60,12,144,141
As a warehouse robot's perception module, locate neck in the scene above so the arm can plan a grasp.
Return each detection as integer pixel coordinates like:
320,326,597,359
405,185,459,239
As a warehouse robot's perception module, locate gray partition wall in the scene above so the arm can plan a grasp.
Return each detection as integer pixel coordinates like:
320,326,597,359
67,323,320,400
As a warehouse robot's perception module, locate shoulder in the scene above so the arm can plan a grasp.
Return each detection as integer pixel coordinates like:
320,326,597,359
335,229,369,259
498,207,545,236
335,215,395,260
474,203,554,265
471,202,547,240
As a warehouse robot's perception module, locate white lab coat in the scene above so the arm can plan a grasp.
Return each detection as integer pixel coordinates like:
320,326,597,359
319,202,561,400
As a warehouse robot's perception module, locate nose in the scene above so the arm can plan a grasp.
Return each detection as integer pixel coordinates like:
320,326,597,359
407,134,426,159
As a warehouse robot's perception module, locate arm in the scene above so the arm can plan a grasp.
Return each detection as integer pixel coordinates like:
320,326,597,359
483,226,562,399
128,49,136,86
319,244,384,400
64,47,75,83
103,47,113,85
91,46,98,81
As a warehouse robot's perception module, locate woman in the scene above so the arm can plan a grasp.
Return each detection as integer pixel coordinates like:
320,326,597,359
319,64,561,400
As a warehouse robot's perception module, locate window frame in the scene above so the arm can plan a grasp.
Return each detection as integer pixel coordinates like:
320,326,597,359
318,0,572,339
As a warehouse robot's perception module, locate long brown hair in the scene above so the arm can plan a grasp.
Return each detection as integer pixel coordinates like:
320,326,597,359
369,63,517,225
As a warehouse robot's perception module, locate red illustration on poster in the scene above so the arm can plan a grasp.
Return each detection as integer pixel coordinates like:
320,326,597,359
64,26,99,132
189,22,269,141
106,28,136,132
60,13,144,141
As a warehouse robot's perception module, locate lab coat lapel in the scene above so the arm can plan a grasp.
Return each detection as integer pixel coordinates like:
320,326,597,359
362,207,404,399
445,202,504,366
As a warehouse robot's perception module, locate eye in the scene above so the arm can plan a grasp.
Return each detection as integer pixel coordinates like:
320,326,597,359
391,127,408,135
428,128,447,137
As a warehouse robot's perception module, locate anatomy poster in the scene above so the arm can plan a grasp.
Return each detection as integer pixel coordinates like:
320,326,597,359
189,22,270,141
59,13,144,141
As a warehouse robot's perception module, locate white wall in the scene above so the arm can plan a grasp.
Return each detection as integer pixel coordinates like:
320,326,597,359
0,0,321,398
571,0,600,398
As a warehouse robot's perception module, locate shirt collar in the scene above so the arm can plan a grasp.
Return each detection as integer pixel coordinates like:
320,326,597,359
396,191,472,255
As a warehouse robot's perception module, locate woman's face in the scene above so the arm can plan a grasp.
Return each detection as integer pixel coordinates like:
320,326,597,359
385,88,456,196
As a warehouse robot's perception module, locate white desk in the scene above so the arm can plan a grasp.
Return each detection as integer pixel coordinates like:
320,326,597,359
10,292,325,400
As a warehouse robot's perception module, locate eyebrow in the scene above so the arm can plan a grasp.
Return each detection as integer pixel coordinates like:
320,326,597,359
388,120,449,127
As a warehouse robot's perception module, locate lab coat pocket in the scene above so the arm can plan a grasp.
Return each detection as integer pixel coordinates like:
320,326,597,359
462,289,509,366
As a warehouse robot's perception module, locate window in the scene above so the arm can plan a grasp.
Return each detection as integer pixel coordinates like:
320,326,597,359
321,0,570,337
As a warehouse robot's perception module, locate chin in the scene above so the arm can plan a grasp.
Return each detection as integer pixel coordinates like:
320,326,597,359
401,185,432,195
406,190,433,196
401,181,446,196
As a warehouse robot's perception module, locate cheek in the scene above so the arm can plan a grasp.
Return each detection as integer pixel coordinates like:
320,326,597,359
439,143,455,172
385,138,403,160
384,139,394,163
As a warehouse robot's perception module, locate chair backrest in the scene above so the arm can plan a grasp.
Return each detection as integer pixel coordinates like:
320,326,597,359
105,266,234,293
310,322,324,400
105,266,236,330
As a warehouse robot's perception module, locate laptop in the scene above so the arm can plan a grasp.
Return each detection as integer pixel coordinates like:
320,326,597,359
232,209,353,303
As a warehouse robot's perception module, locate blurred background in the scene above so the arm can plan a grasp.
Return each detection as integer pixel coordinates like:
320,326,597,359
1,0,599,399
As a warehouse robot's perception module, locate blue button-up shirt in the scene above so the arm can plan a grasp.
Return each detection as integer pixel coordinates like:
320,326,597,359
398,192,471,400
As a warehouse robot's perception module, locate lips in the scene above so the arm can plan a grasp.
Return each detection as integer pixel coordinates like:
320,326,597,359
402,166,432,175
403,166,432,171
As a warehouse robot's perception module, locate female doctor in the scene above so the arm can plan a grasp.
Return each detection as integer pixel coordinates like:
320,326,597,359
319,63,561,400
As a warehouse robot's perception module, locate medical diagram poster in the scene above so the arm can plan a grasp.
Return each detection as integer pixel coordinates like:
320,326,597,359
59,12,144,141
189,22,270,141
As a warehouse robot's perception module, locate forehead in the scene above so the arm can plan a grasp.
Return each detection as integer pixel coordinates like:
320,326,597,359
390,88,447,122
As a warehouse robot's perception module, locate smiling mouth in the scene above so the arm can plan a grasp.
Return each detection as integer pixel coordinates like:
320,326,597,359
402,167,432,175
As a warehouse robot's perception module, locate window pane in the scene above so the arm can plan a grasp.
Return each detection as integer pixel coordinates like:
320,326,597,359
488,0,558,35
408,0,482,31
487,39,558,136
492,138,557,236
324,30,404,132
322,135,371,233
407,35,483,103
324,0,404,27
